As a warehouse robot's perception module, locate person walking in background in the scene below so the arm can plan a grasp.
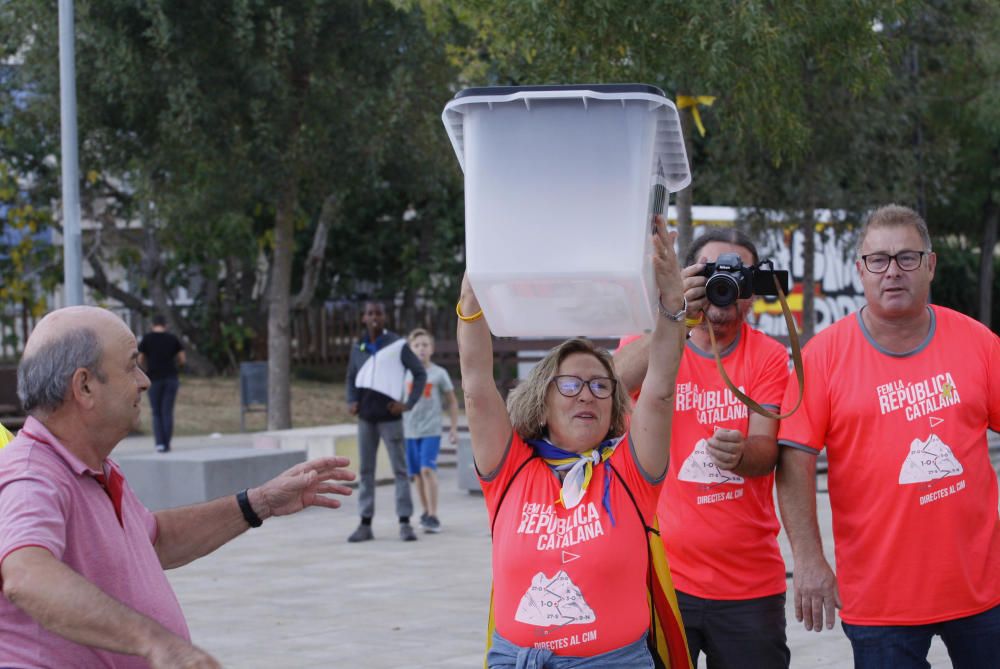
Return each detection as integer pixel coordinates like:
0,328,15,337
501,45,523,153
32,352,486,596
138,315,185,453
403,328,459,533
345,301,427,543
615,228,792,668
777,204,1000,668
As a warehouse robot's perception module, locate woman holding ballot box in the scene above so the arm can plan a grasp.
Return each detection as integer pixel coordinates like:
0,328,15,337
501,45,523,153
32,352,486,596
458,216,692,668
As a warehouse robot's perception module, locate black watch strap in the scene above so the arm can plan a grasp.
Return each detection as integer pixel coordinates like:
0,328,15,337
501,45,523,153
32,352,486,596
236,488,263,528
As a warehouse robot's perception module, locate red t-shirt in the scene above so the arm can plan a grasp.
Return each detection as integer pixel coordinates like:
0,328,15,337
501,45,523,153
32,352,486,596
621,323,789,600
778,306,1000,624
482,432,660,656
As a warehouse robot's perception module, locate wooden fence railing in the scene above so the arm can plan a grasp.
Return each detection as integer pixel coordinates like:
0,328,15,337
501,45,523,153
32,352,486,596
3,302,621,388
289,303,461,369
289,304,620,387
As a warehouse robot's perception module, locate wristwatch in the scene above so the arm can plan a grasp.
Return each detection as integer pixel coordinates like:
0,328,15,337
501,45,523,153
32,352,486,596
657,296,688,322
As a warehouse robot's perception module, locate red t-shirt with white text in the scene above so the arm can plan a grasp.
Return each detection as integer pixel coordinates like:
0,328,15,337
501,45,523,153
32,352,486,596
621,323,789,600
482,432,660,656
778,306,1000,624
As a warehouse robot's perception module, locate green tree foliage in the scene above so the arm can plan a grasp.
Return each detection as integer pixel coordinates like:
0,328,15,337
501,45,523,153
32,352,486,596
416,0,1000,333
413,0,909,336
0,59,60,359
0,156,59,358
911,0,1000,328
933,241,1000,327
1,1,464,425
418,0,912,169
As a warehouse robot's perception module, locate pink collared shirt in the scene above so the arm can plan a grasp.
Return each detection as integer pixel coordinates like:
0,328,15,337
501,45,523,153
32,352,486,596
0,417,190,668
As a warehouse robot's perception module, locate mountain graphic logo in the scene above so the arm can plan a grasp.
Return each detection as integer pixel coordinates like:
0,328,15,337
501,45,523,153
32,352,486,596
515,570,596,627
898,433,964,485
678,438,744,486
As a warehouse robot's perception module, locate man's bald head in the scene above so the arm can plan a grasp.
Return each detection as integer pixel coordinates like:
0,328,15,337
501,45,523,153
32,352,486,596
18,307,130,414
23,306,128,359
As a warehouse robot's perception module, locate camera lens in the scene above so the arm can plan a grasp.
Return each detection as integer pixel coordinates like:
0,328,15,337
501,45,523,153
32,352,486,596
705,273,740,307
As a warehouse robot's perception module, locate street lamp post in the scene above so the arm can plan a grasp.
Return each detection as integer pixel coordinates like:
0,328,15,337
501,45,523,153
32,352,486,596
58,0,83,306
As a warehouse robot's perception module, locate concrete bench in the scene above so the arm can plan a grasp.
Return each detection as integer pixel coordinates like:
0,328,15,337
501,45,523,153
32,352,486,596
456,434,483,495
254,424,396,485
256,423,468,486
116,447,307,511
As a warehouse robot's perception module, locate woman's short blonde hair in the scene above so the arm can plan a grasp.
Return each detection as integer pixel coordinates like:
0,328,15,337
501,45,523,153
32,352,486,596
507,338,631,442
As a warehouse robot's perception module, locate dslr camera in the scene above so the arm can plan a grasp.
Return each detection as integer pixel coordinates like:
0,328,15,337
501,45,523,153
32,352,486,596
698,253,790,307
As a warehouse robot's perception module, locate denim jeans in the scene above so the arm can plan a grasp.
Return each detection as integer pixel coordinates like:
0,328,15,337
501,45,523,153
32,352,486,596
842,602,1000,669
148,376,179,449
486,630,653,669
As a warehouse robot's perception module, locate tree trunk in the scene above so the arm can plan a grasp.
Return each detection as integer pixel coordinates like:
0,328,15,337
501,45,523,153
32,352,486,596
291,193,337,312
140,222,215,375
401,285,417,332
267,179,298,430
978,197,999,329
675,103,696,260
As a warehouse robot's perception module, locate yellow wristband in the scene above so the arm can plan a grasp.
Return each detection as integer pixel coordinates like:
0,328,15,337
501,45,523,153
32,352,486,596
456,301,484,322
684,313,704,328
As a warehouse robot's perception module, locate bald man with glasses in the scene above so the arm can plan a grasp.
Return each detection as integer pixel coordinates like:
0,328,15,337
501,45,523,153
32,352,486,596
776,204,1000,668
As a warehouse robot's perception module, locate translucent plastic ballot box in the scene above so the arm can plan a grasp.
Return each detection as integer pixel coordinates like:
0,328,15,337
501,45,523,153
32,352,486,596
442,84,691,337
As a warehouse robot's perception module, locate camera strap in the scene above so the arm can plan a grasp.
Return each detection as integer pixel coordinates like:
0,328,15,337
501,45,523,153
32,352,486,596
706,273,804,420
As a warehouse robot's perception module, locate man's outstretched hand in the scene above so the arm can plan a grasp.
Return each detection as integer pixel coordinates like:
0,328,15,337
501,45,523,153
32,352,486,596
249,456,356,520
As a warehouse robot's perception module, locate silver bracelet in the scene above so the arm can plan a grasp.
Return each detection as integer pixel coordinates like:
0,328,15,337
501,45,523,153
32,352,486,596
657,296,688,322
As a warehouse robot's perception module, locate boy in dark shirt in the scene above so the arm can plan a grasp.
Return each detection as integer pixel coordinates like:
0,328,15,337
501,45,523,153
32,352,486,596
345,301,426,542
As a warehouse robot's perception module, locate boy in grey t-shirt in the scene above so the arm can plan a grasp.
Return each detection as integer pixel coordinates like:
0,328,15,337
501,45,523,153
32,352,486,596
403,329,459,533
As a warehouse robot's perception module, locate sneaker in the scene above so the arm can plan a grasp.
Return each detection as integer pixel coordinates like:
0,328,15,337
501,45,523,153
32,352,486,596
347,524,374,543
155,444,169,453
399,522,417,541
419,512,431,530
424,516,442,534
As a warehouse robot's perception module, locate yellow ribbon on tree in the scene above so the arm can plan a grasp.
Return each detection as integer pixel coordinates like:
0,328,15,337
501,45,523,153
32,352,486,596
676,95,716,137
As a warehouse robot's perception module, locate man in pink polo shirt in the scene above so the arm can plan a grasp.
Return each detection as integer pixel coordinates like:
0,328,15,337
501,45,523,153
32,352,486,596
0,306,356,668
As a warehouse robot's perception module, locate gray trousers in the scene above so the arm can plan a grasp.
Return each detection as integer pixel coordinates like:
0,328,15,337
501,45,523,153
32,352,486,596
356,417,413,521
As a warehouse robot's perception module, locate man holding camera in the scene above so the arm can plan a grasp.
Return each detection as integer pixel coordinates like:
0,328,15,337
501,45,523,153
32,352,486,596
777,205,1000,667
616,228,791,668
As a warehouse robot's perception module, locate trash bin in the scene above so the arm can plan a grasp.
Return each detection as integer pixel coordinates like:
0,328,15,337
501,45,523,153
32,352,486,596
442,84,691,337
239,361,268,431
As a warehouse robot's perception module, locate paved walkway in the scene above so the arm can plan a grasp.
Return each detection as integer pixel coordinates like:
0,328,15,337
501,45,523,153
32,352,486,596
123,430,998,667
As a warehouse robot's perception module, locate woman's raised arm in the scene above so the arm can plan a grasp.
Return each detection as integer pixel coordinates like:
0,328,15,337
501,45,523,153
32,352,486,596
630,217,687,478
457,273,512,475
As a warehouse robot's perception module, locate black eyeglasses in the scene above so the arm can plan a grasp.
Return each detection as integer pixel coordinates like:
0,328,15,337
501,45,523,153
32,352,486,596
860,250,927,273
551,375,617,399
